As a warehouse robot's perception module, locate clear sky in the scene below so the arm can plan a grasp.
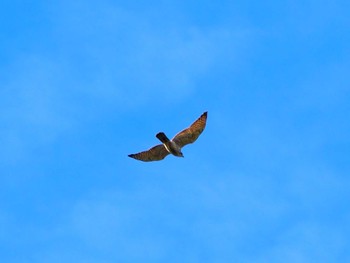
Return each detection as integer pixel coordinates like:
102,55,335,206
1,0,349,262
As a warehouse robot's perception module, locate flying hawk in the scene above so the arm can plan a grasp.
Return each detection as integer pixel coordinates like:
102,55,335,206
128,111,208,162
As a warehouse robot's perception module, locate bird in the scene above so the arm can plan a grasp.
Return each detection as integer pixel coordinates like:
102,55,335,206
128,111,208,162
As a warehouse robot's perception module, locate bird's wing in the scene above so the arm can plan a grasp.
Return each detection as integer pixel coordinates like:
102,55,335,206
172,111,207,148
128,144,170,162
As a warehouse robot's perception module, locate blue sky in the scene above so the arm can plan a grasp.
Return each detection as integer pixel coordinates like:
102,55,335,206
1,0,350,262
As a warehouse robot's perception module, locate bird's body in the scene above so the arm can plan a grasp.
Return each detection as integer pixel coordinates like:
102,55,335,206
156,132,183,157
128,111,207,162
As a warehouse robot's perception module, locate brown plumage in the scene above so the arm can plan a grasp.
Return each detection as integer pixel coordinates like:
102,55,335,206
128,144,170,161
128,111,208,162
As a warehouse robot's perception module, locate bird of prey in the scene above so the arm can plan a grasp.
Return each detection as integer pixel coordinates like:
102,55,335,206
128,111,208,162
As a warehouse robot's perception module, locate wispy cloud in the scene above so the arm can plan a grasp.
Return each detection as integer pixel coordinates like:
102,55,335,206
42,163,347,262
0,1,252,165
46,0,250,107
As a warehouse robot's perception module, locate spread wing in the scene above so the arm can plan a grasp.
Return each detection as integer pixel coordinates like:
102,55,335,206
172,111,207,148
128,144,170,162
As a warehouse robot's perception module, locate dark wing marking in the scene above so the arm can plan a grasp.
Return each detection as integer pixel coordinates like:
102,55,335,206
172,111,207,148
128,144,170,162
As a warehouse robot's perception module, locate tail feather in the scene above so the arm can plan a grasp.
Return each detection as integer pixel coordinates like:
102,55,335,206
156,132,170,143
